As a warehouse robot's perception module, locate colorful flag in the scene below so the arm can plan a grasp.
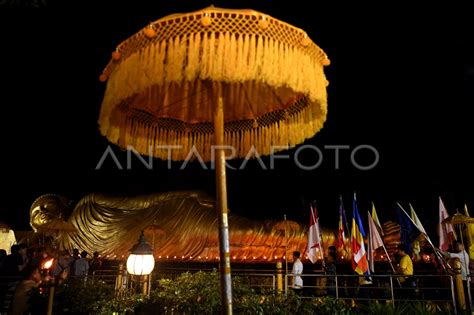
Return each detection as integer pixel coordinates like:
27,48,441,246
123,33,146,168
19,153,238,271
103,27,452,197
337,197,348,250
396,203,421,255
351,195,369,276
409,203,427,235
368,211,384,273
307,202,322,263
371,202,384,236
438,197,456,251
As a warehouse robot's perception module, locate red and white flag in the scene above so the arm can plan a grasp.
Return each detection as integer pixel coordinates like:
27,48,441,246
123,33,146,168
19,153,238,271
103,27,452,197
368,212,384,273
438,197,456,251
308,202,322,263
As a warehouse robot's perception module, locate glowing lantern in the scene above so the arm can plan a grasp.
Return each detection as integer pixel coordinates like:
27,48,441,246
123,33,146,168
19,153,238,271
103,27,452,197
126,232,155,276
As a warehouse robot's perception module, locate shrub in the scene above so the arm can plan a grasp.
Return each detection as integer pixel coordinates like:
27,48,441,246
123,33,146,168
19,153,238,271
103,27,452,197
29,279,115,314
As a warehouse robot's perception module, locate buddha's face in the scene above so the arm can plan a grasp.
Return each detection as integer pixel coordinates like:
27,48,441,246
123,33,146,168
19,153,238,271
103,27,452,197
30,195,68,231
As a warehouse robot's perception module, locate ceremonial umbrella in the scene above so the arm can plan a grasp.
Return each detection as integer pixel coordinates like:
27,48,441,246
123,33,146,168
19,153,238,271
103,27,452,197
98,7,329,313
442,213,474,225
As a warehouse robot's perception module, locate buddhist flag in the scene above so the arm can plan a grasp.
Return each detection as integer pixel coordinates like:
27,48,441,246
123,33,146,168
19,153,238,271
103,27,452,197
308,202,322,263
337,197,348,250
396,203,421,255
371,202,384,236
368,211,384,273
438,197,456,251
351,194,369,276
410,203,427,235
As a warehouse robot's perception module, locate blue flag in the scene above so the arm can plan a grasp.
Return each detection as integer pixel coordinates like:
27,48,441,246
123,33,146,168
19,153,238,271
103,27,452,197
396,204,421,255
353,196,365,237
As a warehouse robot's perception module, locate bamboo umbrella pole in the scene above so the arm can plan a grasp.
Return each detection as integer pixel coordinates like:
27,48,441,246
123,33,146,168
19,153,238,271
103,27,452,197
214,95,233,315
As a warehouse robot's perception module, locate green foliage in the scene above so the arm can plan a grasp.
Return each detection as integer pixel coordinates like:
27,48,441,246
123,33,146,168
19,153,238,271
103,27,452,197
29,279,115,314
149,271,222,314
28,272,456,314
96,294,149,315
307,297,354,315
56,279,114,313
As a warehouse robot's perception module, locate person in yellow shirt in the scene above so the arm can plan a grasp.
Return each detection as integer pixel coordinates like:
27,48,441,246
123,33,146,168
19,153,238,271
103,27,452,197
396,244,415,287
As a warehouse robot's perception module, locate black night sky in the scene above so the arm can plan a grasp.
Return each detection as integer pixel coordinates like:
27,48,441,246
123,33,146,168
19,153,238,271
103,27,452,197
0,1,473,235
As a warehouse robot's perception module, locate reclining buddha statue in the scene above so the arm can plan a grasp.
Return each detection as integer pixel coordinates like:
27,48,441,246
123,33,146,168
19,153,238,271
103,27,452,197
30,191,336,262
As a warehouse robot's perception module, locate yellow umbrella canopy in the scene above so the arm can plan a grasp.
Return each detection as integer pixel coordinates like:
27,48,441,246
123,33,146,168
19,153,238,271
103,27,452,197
98,6,329,161
442,213,474,225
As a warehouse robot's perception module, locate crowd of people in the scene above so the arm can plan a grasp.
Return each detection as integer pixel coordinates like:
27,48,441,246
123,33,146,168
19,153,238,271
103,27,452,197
289,242,471,307
0,244,104,314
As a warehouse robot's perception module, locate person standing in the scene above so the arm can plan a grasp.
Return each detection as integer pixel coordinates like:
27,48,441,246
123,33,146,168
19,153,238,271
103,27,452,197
441,241,470,309
74,251,89,278
291,251,303,295
396,244,415,300
10,264,42,315
441,241,469,282
89,251,103,275
325,252,337,296
53,250,70,277
69,248,80,278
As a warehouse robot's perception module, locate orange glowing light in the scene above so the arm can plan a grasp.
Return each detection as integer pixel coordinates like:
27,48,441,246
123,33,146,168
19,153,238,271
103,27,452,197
263,256,267,259
166,256,169,259
274,256,277,259
182,256,185,259
243,256,247,259
158,256,162,259
233,256,236,259
43,258,54,269
174,256,177,259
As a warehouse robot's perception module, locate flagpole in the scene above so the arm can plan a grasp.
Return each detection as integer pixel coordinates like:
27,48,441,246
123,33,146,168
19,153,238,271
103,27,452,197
284,214,288,276
381,242,401,287
340,195,351,240
397,202,449,274
380,242,396,273
368,211,400,286
311,202,325,269
368,214,372,272
340,195,351,258
464,205,473,309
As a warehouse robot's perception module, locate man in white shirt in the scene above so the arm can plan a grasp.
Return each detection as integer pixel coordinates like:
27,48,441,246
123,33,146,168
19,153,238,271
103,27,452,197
291,251,303,294
442,242,469,281
74,251,89,277
441,241,470,309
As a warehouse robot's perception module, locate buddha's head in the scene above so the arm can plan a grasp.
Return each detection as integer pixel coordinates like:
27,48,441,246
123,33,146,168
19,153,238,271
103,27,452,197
29,194,70,232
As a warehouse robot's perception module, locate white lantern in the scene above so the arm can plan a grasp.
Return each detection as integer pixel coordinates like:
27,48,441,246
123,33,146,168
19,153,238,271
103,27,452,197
126,232,155,276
